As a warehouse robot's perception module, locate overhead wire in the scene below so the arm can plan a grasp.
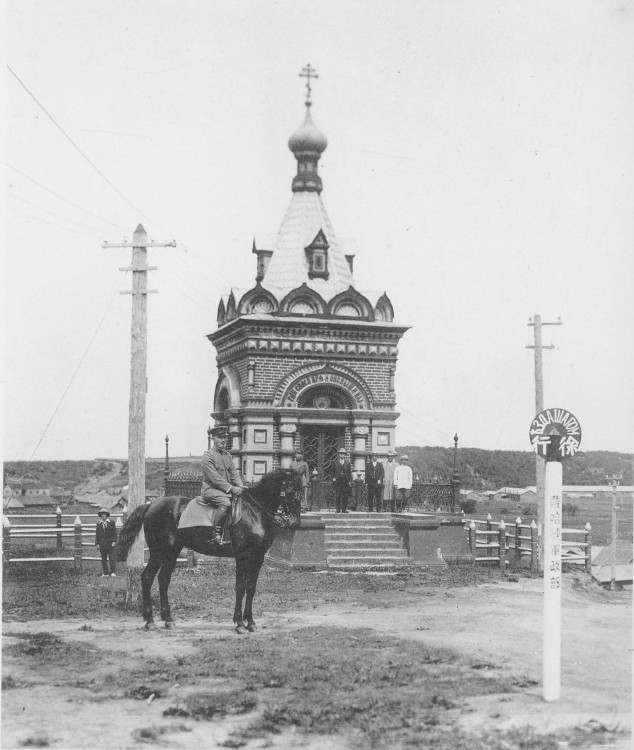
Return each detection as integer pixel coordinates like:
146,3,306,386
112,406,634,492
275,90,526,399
9,193,114,234
7,65,152,223
28,270,132,461
7,163,126,231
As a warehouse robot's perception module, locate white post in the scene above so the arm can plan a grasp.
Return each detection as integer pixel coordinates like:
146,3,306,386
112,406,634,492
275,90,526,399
542,460,563,701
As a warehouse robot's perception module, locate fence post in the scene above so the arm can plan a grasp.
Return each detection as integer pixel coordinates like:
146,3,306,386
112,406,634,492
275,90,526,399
530,519,538,572
73,516,83,571
498,519,506,570
3,516,11,567
515,517,522,562
56,506,63,550
584,522,592,572
486,513,492,558
468,520,477,558
187,549,195,569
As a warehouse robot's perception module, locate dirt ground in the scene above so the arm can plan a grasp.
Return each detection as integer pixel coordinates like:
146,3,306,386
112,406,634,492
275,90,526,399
2,570,631,749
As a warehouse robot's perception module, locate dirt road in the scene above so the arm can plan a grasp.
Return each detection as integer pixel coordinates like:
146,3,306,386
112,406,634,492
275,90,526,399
2,572,630,749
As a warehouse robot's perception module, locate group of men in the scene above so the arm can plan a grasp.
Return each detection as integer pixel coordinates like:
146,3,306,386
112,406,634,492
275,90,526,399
200,427,414,534
288,447,413,514
332,449,413,513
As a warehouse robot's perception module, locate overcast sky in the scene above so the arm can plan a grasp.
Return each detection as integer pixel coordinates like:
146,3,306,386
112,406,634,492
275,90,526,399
4,0,633,461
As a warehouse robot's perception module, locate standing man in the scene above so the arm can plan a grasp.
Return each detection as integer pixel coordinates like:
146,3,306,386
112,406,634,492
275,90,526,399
393,454,413,512
95,508,117,577
365,452,384,512
332,447,353,514
383,451,398,512
201,425,244,544
290,448,310,511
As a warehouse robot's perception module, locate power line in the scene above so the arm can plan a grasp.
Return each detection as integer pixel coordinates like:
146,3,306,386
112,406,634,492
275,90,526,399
9,193,111,234
7,65,150,222
28,280,128,461
8,205,99,238
7,163,125,230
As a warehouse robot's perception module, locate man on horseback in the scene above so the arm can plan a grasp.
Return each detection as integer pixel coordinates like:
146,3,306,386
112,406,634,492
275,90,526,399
201,425,244,545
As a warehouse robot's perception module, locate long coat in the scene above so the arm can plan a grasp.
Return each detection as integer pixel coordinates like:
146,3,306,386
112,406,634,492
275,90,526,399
202,446,243,501
95,518,117,549
382,460,397,501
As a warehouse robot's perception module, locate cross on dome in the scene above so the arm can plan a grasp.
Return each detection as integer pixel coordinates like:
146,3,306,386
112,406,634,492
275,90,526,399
299,63,319,106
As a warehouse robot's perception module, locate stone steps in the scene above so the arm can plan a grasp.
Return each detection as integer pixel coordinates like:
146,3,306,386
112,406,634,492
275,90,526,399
324,513,414,571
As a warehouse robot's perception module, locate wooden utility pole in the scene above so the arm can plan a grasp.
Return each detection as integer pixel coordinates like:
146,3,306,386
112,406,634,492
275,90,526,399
526,314,562,571
103,224,175,605
607,474,622,590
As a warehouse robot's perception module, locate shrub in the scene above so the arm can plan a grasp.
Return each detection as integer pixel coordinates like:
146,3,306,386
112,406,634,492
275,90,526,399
460,500,477,514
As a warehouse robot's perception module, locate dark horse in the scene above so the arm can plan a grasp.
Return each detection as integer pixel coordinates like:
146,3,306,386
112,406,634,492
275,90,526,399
115,468,302,633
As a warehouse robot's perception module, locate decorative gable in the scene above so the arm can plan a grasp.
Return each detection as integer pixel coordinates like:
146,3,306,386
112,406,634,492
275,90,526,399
305,229,329,280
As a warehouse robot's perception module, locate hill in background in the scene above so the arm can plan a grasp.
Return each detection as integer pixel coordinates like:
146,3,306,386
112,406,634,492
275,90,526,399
394,448,632,489
4,449,632,495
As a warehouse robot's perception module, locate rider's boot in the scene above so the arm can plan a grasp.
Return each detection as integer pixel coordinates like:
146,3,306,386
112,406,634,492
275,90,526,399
211,504,229,545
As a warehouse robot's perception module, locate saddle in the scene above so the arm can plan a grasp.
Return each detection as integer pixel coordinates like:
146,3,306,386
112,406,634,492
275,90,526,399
177,496,243,533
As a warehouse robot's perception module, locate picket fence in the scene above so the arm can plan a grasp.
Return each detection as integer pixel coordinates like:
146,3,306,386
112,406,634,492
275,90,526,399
1,509,208,570
465,514,592,571
3,509,592,572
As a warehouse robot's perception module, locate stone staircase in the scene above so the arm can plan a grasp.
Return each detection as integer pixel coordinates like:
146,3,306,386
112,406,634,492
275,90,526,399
324,512,414,571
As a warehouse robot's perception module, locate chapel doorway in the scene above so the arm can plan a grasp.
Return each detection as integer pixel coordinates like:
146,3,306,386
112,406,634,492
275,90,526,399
301,425,344,481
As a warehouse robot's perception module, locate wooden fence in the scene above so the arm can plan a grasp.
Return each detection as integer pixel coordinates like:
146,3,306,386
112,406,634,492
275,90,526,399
465,514,592,570
1,509,218,571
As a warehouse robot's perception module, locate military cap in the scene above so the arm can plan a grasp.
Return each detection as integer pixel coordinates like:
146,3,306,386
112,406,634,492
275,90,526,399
337,447,347,454
97,508,110,517
210,425,229,436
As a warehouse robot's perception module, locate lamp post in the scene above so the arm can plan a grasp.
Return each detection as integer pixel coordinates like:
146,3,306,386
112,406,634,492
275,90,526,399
606,474,622,591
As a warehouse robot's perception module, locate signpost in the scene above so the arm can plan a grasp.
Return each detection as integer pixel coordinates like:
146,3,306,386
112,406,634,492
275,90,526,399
529,408,582,702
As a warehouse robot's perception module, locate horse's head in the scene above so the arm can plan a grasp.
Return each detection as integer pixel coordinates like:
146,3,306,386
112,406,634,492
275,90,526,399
277,468,303,529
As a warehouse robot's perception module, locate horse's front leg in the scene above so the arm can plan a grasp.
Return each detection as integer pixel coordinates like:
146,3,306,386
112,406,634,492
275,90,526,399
233,556,248,634
140,555,161,629
158,548,181,628
243,552,265,633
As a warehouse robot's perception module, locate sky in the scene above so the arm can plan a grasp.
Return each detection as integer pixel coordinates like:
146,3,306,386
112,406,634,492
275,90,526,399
3,0,634,461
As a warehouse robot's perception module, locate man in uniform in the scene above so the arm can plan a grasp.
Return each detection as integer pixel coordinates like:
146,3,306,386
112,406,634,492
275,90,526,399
332,447,353,513
201,425,244,544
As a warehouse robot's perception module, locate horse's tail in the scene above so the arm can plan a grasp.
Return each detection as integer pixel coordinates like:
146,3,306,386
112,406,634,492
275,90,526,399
115,504,150,561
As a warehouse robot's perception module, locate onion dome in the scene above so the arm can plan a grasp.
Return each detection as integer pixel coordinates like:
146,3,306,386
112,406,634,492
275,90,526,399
289,105,327,194
288,105,328,155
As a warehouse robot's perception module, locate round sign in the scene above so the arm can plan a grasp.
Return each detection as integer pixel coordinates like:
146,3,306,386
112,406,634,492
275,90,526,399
529,408,582,460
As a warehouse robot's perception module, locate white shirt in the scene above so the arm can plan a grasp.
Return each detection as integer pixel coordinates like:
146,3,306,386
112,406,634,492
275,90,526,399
393,464,413,490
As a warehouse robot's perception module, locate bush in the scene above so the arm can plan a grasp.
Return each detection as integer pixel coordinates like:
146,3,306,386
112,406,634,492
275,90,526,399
460,500,477,514
562,503,579,517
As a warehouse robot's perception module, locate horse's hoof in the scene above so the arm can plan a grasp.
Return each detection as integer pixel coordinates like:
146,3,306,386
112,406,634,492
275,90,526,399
164,621,175,629
144,621,156,630
235,625,246,635
246,623,256,633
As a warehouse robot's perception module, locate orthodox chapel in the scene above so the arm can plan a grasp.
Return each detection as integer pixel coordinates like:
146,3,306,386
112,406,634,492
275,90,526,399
208,70,409,483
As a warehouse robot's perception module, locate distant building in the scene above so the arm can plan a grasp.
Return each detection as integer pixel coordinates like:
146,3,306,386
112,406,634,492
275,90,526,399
591,541,633,586
494,487,537,504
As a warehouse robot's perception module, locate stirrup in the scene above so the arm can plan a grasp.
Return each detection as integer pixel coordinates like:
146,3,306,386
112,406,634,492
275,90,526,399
211,525,224,545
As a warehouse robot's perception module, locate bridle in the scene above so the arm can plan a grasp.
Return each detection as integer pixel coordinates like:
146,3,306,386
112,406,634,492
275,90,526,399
241,471,300,528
